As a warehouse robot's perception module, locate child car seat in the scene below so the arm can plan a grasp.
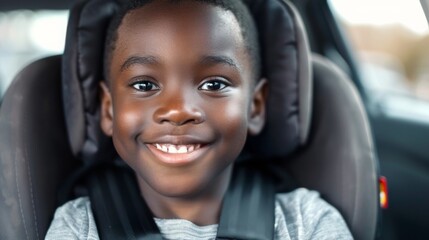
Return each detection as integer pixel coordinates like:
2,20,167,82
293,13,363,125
0,0,380,239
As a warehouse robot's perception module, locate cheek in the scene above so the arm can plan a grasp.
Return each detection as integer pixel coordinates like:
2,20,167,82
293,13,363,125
112,90,155,135
225,91,251,127
111,99,150,160
114,105,144,134
225,102,248,133
209,96,249,148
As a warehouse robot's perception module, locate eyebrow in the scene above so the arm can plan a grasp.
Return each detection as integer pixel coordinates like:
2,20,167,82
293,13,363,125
119,55,240,72
200,55,240,70
120,55,159,72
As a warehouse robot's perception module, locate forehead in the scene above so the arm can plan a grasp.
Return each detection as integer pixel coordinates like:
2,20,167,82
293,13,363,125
111,1,248,74
119,1,242,45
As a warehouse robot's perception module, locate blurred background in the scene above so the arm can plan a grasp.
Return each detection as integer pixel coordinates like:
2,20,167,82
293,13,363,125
330,0,429,104
0,10,68,96
329,1,429,238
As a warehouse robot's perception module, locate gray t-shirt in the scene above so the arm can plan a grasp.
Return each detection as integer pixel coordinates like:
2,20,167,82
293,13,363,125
45,188,353,239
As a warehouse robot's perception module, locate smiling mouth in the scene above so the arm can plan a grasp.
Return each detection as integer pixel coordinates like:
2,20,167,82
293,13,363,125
146,142,208,166
153,143,202,154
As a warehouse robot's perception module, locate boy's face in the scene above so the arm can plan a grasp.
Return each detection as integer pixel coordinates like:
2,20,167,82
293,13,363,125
101,1,267,198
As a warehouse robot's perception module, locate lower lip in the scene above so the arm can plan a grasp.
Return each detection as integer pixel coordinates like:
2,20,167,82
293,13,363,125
146,144,208,166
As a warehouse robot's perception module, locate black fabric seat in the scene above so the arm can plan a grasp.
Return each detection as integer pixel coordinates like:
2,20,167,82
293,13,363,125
0,0,379,239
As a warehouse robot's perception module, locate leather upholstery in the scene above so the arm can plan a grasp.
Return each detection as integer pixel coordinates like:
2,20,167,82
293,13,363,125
285,55,379,240
0,56,76,239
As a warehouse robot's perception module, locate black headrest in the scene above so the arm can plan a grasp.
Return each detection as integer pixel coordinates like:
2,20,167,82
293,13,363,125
62,0,312,163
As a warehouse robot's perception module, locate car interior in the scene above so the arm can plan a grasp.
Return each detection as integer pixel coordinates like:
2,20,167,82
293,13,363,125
291,0,429,239
0,0,428,239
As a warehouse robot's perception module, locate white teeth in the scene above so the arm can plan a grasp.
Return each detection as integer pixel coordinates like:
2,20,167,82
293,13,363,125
153,144,201,154
168,145,178,153
178,146,187,153
188,145,195,152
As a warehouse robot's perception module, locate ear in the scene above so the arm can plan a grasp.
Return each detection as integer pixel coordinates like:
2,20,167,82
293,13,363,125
100,81,114,136
248,78,268,136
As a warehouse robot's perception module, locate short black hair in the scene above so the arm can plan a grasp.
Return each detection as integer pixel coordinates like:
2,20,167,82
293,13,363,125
103,0,261,82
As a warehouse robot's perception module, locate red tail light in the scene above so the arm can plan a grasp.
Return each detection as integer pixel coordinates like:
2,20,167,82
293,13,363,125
379,176,388,209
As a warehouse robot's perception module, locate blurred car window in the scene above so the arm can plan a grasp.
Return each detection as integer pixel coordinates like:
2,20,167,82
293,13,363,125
329,0,429,102
0,10,68,97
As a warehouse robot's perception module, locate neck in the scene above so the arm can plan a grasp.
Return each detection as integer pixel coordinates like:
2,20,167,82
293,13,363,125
137,166,233,226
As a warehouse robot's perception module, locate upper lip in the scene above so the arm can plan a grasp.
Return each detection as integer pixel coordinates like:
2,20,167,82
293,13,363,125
143,135,211,145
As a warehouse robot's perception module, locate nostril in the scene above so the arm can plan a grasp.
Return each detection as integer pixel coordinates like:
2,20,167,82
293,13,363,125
154,107,205,125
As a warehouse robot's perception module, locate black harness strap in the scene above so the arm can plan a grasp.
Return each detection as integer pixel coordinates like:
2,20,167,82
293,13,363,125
217,167,275,240
88,166,162,240
88,165,275,240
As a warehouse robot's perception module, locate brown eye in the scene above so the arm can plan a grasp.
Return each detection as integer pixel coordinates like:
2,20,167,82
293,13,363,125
131,81,160,91
199,79,229,91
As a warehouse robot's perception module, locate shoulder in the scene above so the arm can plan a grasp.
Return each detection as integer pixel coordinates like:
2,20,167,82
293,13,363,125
276,188,331,215
45,197,99,240
274,188,353,240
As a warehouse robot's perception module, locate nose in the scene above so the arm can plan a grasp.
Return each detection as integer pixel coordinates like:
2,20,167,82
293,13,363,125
153,93,205,126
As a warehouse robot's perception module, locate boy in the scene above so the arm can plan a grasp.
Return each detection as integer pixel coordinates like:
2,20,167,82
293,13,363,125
46,0,353,239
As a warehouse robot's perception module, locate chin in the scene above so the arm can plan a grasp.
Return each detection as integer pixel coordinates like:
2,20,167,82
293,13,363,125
130,147,235,200
150,173,213,199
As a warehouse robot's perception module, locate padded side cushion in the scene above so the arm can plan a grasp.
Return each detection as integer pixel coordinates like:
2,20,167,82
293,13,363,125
62,0,312,161
286,55,379,240
0,56,76,239
62,0,118,162
244,0,312,157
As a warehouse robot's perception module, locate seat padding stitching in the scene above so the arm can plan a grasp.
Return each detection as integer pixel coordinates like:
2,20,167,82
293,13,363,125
15,150,30,240
25,146,39,240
